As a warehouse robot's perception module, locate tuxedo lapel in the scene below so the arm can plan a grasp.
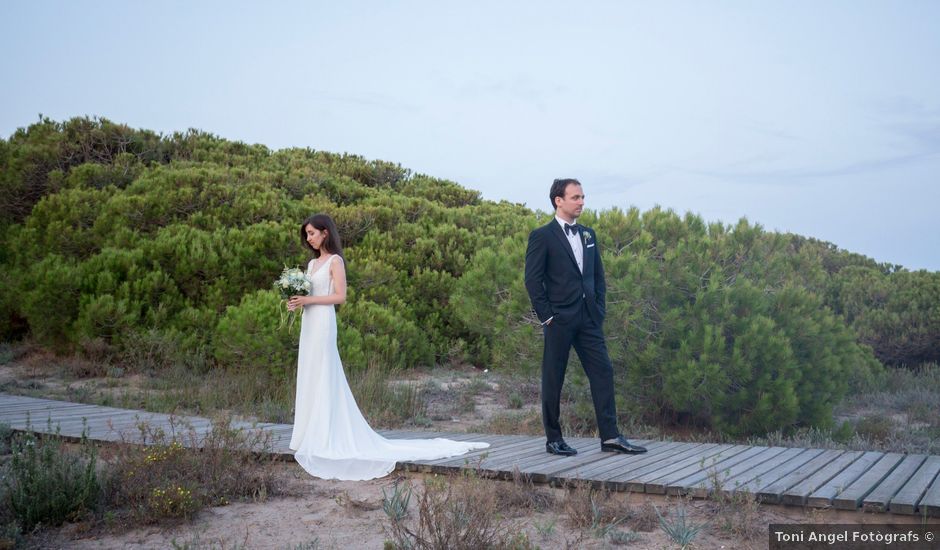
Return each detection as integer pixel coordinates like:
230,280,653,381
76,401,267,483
549,222,582,276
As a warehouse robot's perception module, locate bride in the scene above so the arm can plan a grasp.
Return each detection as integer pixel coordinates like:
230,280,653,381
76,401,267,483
286,214,489,480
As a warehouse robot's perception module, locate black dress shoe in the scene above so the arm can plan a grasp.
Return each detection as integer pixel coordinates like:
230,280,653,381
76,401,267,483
546,440,578,456
601,436,647,454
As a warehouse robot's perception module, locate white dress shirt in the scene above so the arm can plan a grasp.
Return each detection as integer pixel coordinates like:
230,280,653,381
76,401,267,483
556,215,583,273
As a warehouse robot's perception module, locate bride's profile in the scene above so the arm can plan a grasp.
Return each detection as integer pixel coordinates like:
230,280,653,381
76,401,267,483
287,213,488,480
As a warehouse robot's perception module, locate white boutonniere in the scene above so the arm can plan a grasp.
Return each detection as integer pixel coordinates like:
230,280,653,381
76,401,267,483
582,231,593,245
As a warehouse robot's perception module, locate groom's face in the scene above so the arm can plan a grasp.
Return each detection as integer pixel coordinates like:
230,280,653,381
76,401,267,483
555,183,585,221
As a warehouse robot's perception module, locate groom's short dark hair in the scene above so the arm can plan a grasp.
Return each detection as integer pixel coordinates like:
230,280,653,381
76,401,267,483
550,178,581,210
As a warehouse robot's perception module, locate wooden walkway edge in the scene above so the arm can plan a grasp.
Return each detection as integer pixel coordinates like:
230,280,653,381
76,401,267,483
3,393,940,517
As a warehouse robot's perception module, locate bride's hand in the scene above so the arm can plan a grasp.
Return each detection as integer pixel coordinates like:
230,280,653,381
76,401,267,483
287,296,307,311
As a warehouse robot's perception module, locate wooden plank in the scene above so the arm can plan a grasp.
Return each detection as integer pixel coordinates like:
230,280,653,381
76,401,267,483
888,455,940,515
666,446,769,495
409,436,534,472
862,454,926,512
760,449,847,505
0,394,59,406
0,401,90,414
513,453,609,483
532,439,666,478
719,448,809,496
0,395,78,405
529,444,665,488
558,444,680,490
480,438,604,478
609,444,724,492
920,466,940,518
0,395,88,406
646,445,750,494
63,414,143,436
486,438,632,482
1,405,113,424
806,451,883,508
636,444,735,494
20,408,140,426
518,440,670,484
685,447,787,498
434,441,538,473
565,441,687,482
29,409,144,428
737,448,826,499
521,448,610,483
832,452,905,510
603,444,713,492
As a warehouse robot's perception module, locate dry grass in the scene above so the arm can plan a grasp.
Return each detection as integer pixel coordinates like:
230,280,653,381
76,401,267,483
349,365,427,429
693,464,762,540
102,416,281,525
473,410,543,436
383,470,535,550
629,499,659,532
493,468,556,516
562,481,632,538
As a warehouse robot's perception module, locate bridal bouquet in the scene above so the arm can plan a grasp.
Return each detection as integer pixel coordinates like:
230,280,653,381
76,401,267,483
274,266,310,329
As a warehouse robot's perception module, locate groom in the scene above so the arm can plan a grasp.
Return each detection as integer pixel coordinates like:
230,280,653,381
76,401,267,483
524,178,647,456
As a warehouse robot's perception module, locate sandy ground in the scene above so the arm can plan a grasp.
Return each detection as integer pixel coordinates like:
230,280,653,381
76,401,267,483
43,465,751,549
34,458,934,550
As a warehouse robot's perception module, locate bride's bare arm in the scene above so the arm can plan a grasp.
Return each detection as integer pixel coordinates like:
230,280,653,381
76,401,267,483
288,257,347,309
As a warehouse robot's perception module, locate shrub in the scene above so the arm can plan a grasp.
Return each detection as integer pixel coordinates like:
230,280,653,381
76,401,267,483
213,289,300,374
339,299,434,371
563,481,630,537
103,416,279,523
657,504,707,549
383,471,522,550
3,427,100,532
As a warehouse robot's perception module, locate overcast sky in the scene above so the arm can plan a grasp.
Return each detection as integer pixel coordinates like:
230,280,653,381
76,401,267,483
3,1,938,270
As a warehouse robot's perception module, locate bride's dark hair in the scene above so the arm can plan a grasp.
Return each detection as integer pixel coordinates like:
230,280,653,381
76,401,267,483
300,214,344,259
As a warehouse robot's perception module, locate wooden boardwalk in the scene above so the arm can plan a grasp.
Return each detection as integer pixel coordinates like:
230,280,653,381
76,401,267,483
3,393,940,517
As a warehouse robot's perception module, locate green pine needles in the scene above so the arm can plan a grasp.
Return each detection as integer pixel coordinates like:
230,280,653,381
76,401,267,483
3,116,938,437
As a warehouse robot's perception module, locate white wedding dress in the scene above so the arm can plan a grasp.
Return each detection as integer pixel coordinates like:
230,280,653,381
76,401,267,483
289,255,489,480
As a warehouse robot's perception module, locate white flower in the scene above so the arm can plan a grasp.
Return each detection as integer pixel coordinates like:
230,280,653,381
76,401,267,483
274,266,312,299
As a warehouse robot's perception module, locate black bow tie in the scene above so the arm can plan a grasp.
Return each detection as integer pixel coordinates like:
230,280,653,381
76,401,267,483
564,223,578,236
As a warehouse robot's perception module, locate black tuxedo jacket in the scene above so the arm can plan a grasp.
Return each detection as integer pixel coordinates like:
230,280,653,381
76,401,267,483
524,220,607,326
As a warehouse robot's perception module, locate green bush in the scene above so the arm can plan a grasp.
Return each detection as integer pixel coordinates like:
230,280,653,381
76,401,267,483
19,255,83,349
3,428,100,532
451,236,541,370
339,298,434,370
5,115,933,437
213,289,299,375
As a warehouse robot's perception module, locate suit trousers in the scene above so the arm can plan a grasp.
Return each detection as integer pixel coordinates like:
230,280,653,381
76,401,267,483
541,299,619,442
